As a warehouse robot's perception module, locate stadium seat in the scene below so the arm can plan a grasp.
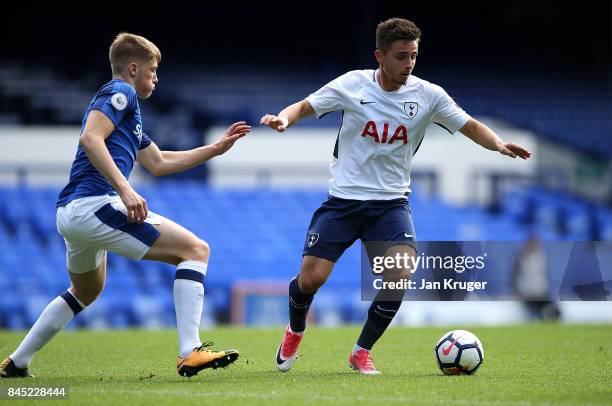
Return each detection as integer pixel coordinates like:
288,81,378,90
0,182,609,328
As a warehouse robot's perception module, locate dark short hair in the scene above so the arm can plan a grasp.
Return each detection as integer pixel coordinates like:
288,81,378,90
376,18,422,53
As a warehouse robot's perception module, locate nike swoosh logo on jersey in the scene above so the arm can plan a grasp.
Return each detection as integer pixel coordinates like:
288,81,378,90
404,233,414,238
360,100,376,105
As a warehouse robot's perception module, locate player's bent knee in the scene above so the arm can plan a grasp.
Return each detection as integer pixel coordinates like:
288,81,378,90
298,256,333,293
182,238,210,262
297,271,325,294
67,263,106,307
70,283,104,306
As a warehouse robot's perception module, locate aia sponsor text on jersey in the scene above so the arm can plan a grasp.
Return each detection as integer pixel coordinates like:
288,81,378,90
361,121,408,144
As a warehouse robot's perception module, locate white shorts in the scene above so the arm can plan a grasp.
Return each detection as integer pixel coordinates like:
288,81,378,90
56,195,163,273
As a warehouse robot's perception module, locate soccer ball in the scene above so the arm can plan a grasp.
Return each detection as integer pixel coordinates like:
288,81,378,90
434,330,484,375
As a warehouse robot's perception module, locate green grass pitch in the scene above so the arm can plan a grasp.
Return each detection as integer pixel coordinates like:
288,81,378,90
1,324,610,405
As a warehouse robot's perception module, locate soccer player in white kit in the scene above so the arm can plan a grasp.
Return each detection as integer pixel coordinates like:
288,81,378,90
1,33,250,378
261,18,531,375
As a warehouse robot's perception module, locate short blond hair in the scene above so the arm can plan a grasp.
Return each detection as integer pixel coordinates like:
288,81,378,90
109,32,161,75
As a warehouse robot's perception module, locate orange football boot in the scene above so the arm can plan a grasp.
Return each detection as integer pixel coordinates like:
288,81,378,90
176,342,239,377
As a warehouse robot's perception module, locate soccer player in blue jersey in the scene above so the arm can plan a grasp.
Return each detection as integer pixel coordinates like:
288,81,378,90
0,33,250,378
262,18,531,375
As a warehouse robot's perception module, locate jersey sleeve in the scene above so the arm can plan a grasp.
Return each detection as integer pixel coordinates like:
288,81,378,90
430,86,471,134
305,72,354,118
139,132,152,150
91,85,136,128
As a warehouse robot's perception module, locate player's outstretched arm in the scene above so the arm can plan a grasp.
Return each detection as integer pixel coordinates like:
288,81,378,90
80,110,148,223
137,121,250,177
260,99,314,132
459,118,532,159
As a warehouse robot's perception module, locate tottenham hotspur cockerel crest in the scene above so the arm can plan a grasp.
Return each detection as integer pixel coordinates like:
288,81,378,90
307,232,319,248
403,102,419,119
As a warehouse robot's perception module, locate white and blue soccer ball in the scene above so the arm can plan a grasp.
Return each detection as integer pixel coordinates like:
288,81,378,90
435,330,484,375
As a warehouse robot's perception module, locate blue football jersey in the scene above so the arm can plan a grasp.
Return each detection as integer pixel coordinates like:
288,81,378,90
57,79,152,207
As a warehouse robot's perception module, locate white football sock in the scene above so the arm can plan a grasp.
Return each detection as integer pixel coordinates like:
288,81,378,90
174,261,207,358
10,291,84,368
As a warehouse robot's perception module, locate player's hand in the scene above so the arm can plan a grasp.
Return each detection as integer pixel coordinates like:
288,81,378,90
497,142,532,159
119,186,148,224
212,121,251,156
260,114,289,132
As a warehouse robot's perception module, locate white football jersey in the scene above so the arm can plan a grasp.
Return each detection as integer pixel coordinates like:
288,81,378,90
306,69,471,200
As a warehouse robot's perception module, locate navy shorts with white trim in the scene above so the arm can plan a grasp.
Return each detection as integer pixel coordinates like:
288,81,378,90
302,195,417,262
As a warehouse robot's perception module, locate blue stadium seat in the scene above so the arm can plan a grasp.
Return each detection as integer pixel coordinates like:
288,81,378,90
1,182,609,329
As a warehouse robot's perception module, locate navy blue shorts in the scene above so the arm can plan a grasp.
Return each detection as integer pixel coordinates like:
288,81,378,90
303,195,417,262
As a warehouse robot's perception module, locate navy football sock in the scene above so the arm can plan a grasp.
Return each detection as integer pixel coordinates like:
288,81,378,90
288,277,315,333
356,298,403,350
